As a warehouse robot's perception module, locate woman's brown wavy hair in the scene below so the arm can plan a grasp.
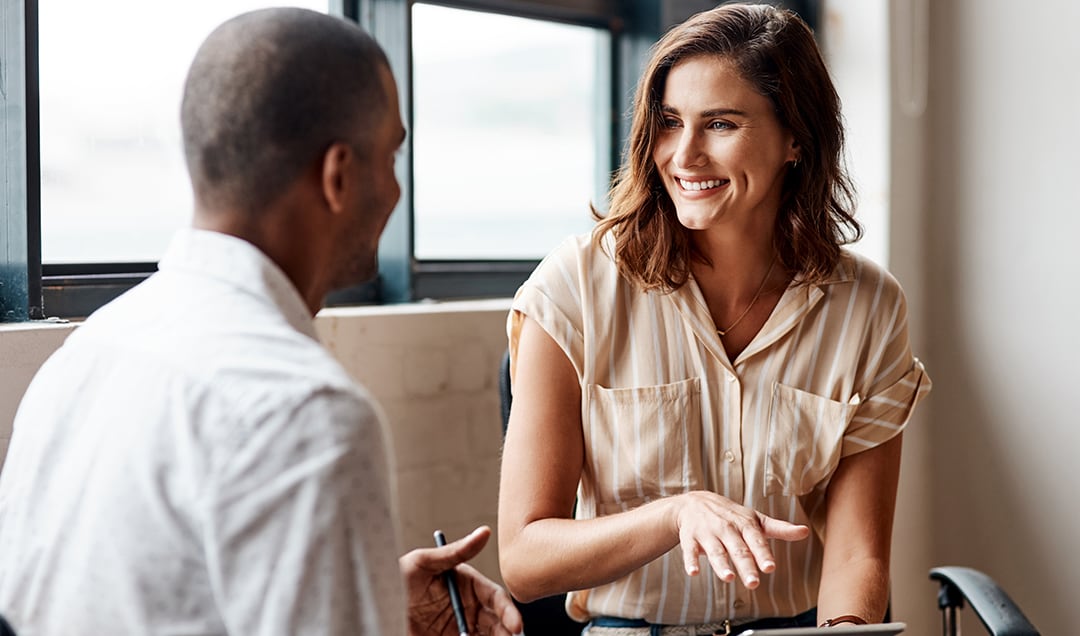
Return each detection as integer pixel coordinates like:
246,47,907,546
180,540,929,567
593,3,860,291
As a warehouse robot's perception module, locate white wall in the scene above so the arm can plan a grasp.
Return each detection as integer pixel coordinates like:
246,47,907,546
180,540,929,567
0,300,513,583
919,1,1080,635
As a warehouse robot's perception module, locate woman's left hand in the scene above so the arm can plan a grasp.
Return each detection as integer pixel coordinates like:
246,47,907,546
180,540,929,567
400,526,524,636
672,490,810,589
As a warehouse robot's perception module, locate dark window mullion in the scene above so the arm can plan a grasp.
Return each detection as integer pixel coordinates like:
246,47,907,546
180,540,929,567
25,0,42,319
0,0,31,322
367,0,414,303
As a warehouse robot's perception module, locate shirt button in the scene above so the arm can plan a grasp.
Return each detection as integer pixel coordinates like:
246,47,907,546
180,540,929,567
723,450,736,463
733,599,746,609
726,373,737,383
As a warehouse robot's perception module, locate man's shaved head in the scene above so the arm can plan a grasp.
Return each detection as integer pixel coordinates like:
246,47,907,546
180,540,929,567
181,8,390,213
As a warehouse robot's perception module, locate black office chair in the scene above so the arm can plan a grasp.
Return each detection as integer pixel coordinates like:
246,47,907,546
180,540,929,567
500,349,585,635
930,566,1039,636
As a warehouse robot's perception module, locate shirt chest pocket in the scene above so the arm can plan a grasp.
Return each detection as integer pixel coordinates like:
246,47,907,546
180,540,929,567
764,383,858,497
586,377,704,509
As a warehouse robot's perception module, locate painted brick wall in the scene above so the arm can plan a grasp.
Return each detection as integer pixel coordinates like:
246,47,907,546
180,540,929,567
0,299,513,583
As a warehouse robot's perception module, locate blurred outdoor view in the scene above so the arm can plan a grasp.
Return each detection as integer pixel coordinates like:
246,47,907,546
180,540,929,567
39,1,883,267
39,0,327,264
411,3,610,260
39,0,608,264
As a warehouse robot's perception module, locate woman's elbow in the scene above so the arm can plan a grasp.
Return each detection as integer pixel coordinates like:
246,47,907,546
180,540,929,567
499,539,545,603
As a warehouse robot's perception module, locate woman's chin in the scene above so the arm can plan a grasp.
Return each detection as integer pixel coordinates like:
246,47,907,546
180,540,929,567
675,211,719,231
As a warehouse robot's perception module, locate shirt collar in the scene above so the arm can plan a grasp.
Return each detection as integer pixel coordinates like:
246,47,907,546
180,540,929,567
792,250,859,288
670,249,859,367
157,228,317,339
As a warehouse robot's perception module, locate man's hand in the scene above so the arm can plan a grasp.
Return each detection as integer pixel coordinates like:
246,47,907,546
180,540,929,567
400,526,524,636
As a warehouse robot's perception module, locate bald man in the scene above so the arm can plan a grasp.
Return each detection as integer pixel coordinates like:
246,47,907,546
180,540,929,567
0,9,522,636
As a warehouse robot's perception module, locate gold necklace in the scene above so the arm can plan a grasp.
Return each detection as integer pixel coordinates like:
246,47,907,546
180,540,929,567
716,259,776,337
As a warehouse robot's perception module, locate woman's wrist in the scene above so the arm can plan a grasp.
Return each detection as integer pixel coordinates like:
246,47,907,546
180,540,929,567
651,493,687,542
819,614,868,627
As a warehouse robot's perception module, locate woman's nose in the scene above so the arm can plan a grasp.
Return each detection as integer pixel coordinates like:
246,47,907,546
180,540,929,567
672,129,706,169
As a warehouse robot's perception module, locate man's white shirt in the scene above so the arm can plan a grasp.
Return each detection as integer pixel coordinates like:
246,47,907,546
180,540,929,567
0,229,406,635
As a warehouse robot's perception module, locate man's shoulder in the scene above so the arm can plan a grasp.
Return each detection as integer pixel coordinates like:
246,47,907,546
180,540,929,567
71,274,364,418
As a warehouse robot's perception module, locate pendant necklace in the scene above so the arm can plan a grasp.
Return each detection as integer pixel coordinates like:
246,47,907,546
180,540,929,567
716,259,776,337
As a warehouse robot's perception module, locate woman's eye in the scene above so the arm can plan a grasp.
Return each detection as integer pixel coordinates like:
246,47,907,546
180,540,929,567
662,117,681,128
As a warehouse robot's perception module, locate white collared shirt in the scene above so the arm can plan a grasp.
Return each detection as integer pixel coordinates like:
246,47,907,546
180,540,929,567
0,229,406,635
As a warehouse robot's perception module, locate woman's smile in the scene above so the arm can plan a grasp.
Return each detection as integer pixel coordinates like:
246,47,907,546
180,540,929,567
676,177,729,192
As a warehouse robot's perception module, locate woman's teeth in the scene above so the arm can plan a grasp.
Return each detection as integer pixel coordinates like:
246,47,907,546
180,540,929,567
678,178,725,191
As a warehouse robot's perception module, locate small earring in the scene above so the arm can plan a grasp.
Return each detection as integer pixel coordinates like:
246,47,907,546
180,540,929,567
792,158,800,169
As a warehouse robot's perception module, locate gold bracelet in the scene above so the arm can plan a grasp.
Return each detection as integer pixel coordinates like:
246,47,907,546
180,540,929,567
819,615,868,627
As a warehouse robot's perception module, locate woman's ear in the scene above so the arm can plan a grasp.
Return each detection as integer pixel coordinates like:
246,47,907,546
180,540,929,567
787,138,801,165
320,142,353,215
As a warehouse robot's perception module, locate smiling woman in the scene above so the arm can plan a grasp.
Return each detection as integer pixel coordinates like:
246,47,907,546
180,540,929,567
498,3,930,634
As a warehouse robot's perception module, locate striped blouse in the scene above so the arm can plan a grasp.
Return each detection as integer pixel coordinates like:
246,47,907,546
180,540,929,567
508,232,931,625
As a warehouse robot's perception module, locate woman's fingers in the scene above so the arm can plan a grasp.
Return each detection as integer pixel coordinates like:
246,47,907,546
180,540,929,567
758,512,811,541
679,526,702,576
675,492,811,588
718,524,762,588
699,535,737,582
739,522,777,574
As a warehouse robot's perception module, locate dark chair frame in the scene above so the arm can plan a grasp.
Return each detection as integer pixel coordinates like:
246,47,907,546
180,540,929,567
930,566,1039,636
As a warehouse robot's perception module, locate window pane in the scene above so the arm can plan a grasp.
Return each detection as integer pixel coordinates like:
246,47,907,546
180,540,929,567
39,1,327,264
822,0,889,267
411,4,611,260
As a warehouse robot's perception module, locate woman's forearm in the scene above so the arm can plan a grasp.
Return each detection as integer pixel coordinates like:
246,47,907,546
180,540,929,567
816,435,903,625
816,555,891,625
499,496,681,602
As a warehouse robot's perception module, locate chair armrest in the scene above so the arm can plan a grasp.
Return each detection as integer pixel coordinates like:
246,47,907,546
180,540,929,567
929,566,1039,636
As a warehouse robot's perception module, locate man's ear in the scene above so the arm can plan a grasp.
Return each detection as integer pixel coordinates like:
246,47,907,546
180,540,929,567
320,142,353,215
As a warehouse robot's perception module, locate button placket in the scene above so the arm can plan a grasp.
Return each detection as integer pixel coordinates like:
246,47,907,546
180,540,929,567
725,373,744,499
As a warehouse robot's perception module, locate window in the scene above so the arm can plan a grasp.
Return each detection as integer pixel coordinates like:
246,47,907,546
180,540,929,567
819,0,890,267
38,0,329,265
411,3,611,261
2,0,639,318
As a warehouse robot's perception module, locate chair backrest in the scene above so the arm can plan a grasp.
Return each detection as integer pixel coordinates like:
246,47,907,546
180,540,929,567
930,566,1039,636
499,348,512,436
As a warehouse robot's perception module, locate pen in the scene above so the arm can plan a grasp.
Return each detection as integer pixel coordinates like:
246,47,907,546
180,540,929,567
433,530,469,636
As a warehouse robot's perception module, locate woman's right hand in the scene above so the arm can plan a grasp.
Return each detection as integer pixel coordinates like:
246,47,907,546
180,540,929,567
672,491,810,589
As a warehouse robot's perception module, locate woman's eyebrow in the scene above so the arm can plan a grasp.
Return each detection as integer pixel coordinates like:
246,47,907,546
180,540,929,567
660,105,748,118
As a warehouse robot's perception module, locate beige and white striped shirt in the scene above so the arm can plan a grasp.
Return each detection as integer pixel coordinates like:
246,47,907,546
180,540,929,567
508,232,931,625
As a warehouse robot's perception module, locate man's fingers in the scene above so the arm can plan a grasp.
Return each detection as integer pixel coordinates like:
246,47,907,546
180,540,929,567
475,605,521,636
415,526,491,574
458,563,524,633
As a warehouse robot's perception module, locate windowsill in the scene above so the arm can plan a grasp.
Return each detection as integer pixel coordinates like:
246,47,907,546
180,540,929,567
317,297,512,319
0,298,514,334
0,318,78,334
